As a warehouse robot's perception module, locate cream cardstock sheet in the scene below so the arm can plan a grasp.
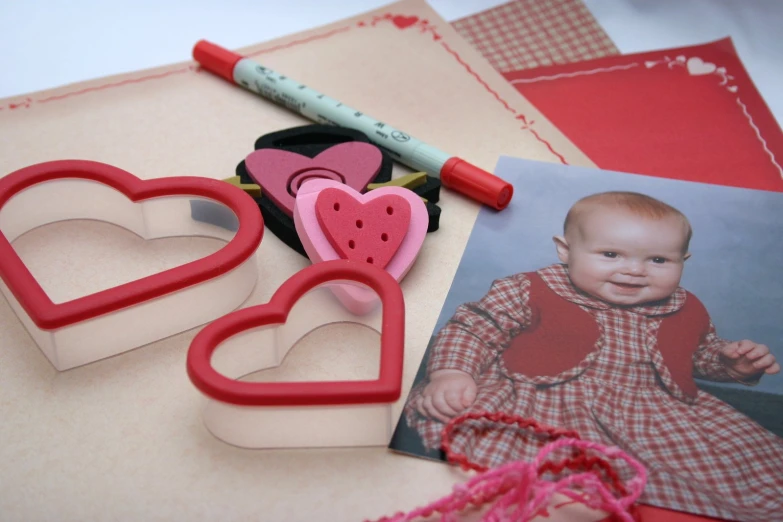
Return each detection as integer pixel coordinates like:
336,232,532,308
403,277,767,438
0,0,597,519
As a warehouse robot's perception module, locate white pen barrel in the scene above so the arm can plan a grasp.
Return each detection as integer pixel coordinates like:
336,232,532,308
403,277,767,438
406,143,451,174
232,58,450,176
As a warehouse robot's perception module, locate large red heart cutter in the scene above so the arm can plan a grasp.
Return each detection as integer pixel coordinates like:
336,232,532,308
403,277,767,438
186,259,404,448
0,160,264,370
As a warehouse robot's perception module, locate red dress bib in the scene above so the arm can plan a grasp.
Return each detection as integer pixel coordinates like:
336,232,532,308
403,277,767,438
502,272,710,398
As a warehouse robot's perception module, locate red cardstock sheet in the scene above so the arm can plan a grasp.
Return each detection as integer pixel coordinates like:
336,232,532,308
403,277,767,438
505,38,783,193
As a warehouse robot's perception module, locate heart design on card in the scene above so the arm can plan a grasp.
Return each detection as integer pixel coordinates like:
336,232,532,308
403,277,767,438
294,179,427,315
245,142,382,218
391,15,419,29
686,57,717,76
315,187,411,269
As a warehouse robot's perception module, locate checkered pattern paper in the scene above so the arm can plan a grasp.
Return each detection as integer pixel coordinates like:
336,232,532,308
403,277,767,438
452,0,618,73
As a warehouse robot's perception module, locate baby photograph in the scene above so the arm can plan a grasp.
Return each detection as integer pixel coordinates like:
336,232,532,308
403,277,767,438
389,157,783,522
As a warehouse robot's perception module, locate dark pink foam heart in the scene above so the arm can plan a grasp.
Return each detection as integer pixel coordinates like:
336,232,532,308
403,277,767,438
315,187,411,270
245,142,382,218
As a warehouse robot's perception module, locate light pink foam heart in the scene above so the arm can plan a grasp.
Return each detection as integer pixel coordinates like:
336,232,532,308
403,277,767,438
245,142,382,218
294,179,428,315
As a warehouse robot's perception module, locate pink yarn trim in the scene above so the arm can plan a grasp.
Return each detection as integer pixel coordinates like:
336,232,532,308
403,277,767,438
372,415,647,522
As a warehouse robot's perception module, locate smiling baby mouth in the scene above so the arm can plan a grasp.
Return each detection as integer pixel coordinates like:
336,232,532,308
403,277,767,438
611,282,646,289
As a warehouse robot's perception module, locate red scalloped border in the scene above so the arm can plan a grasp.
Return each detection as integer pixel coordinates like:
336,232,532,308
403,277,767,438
0,13,567,165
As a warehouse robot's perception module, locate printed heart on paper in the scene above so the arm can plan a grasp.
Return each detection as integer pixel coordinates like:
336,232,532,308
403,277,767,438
186,259,405,407
315,187,411,270
392,15,419,29
0,160,263,331
686,57,716,76
294,179,427,315
245,142,382,218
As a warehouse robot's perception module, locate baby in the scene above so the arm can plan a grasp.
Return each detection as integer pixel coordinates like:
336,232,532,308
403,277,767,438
405,191,782,521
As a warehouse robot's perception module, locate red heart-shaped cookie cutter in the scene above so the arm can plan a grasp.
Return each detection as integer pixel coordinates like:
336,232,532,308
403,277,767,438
0,160,264,370
186,259,405,448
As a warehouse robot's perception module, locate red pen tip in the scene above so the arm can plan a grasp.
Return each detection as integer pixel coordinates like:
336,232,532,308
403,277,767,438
440,158,513,210
192,40,243,82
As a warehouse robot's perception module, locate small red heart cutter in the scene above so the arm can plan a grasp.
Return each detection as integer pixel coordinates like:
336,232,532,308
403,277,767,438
186,259,405,449
0,160,264,370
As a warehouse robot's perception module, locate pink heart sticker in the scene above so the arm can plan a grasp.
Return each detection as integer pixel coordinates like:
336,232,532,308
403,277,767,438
245,142,382,218
294,179,427,315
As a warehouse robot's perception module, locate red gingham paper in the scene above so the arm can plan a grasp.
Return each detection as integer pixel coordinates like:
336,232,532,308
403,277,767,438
452,0,618,73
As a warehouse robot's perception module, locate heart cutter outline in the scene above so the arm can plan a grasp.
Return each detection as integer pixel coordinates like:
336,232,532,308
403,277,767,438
0,160,264,370
186,259,404,448
294,179,428,315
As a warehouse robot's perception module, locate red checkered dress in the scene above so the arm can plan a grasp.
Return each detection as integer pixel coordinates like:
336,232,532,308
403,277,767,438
404,264,783,521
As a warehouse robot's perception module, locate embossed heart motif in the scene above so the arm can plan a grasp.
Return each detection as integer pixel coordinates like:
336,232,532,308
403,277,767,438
294,179,427,315
0,160,264,370
686,57,716,76
245,142,382,218
392,15,419,29
315,187,411,269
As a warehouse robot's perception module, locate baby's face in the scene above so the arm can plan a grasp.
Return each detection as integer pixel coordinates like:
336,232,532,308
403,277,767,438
560,208,689,306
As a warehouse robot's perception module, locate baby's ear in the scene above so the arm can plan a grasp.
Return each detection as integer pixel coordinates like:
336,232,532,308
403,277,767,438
553,235,570,264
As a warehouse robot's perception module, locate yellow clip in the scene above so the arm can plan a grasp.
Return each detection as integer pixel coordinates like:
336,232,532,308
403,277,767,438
367,172,428,203
367,172,427,192
222,176,262,198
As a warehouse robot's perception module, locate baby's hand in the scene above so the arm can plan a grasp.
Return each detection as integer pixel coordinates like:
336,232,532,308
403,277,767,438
720,340,781,381
416,369,477,423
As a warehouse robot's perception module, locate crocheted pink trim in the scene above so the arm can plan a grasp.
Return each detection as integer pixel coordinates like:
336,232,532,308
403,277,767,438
373,413,647,522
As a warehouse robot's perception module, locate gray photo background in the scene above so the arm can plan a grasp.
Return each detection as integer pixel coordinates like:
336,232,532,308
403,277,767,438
433,156,783,395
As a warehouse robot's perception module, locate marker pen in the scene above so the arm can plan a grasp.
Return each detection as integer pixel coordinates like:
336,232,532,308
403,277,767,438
192,40,513,210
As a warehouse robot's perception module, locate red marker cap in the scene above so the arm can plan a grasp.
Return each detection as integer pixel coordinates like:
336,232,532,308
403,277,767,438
440,157,513,210
192,40,243,82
